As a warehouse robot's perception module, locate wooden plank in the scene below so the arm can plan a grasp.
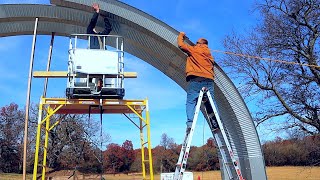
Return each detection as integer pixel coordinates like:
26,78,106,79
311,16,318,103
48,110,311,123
33,71,137,78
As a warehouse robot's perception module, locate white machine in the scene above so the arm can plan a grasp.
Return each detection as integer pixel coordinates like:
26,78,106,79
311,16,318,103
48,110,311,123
66,34,125,99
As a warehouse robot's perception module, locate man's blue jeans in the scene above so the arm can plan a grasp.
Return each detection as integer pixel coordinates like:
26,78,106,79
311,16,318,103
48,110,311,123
186,78,214,128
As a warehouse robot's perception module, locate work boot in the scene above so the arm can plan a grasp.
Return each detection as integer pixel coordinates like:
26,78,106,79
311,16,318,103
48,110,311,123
186,121,192,133
186,127,191,134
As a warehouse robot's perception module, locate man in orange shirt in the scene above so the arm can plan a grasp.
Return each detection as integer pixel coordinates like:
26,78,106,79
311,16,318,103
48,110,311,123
177,32,217,131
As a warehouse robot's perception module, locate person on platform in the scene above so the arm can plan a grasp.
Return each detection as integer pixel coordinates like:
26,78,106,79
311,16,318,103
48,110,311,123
87,3,112,49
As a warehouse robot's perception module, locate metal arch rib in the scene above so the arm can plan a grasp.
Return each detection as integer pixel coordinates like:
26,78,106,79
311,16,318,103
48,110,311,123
0,1,267,179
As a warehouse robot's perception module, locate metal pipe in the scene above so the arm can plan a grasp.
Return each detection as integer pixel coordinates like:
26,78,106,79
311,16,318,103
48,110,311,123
43,32,55,97
23,17,38,180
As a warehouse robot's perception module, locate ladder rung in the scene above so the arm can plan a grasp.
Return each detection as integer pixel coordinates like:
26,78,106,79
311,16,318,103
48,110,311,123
142,141,148,146
143,160,149,162
208,113,215,118
39,164,48,169
212,128,219,132
40,124,49,132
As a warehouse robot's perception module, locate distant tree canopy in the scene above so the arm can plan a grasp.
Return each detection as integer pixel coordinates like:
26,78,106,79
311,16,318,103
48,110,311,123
222,0,320,134
103,140,136,173
263,135,320,166
0,103,108,174
0,103,24,173
1,103,319,175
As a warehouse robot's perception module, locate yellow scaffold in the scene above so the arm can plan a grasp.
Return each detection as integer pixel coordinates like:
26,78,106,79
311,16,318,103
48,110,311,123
32,97,154,180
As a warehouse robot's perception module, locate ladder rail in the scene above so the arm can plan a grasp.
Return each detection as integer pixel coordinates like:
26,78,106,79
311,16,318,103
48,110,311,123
174,88,246,180
205,90,245,180
213,132,234,179
202,105,234,179
174,90,204,180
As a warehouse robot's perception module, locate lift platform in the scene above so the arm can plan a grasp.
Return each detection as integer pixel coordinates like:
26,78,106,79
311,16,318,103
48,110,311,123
66,34,127,99
31,34,154,180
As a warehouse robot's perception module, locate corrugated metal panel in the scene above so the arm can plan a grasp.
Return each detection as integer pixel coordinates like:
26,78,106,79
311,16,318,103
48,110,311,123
0,1,267,179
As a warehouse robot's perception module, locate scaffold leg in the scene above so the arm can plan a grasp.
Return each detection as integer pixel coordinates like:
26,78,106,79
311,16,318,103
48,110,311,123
33,99,43,180
146,103,154,180
33,99,64,180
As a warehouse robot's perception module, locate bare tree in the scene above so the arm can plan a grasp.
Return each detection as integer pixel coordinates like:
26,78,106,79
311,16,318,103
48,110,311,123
222,0,320,134
47,114,109,172
160,133,175,150
158,133,177,172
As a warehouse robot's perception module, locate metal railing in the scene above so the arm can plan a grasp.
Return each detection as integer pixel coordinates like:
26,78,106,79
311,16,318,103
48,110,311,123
67,34,125,90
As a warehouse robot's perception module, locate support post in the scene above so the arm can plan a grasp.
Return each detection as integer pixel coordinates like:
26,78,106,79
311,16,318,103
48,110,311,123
33,97,43,180
41,106,51,179
43,32,55,97
140,118,146,179
146,99,154,180
23,17,38,180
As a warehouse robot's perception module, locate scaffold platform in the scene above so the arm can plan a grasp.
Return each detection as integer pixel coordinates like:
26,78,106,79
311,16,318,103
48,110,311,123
40,97,146,114
33,97,154,180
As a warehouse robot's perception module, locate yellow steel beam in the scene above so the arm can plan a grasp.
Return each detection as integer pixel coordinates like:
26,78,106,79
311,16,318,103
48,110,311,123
127,105,147,124
140,118,146,179
33,71,137,78
40,104,63,124
33,100,43,180
146,99,154,180
42,106,52,180
49,114,67,131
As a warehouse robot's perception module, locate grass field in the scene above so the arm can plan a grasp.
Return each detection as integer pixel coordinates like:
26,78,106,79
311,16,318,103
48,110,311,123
1,166,319,180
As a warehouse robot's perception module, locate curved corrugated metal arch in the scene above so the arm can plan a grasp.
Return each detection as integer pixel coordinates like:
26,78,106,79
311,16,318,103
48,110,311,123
0,1,267,179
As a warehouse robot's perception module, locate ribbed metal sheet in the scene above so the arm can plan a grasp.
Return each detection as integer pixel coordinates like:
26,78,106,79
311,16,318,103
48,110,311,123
0,1,267,179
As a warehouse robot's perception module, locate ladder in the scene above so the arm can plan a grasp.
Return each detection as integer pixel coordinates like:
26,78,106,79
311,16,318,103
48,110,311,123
173,87,245,180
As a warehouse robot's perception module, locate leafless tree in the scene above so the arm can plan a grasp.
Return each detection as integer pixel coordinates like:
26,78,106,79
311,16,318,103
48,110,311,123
160,133,175,150
222,0,320,134
46,113,110,172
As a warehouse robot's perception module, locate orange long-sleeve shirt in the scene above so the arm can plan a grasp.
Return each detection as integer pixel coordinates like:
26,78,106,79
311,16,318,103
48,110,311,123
177,33,214,81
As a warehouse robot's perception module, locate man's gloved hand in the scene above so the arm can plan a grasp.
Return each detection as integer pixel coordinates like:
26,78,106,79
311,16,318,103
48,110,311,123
92,3,100,13
180,32,186,39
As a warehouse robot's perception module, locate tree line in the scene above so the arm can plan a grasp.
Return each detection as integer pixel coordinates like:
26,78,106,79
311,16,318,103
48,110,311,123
0,103,319,175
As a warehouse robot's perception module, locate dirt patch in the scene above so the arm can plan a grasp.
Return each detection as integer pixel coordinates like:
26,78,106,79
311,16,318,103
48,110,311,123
46,170,101,180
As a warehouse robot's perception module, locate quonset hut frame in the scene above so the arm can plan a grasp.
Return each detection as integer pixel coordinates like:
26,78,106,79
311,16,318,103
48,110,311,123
0,0,267,179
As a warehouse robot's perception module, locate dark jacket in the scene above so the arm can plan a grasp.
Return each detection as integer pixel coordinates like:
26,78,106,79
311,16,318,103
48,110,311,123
87,12,112,49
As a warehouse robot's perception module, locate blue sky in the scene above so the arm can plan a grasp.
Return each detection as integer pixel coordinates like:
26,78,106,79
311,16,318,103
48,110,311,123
0,0,279,149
